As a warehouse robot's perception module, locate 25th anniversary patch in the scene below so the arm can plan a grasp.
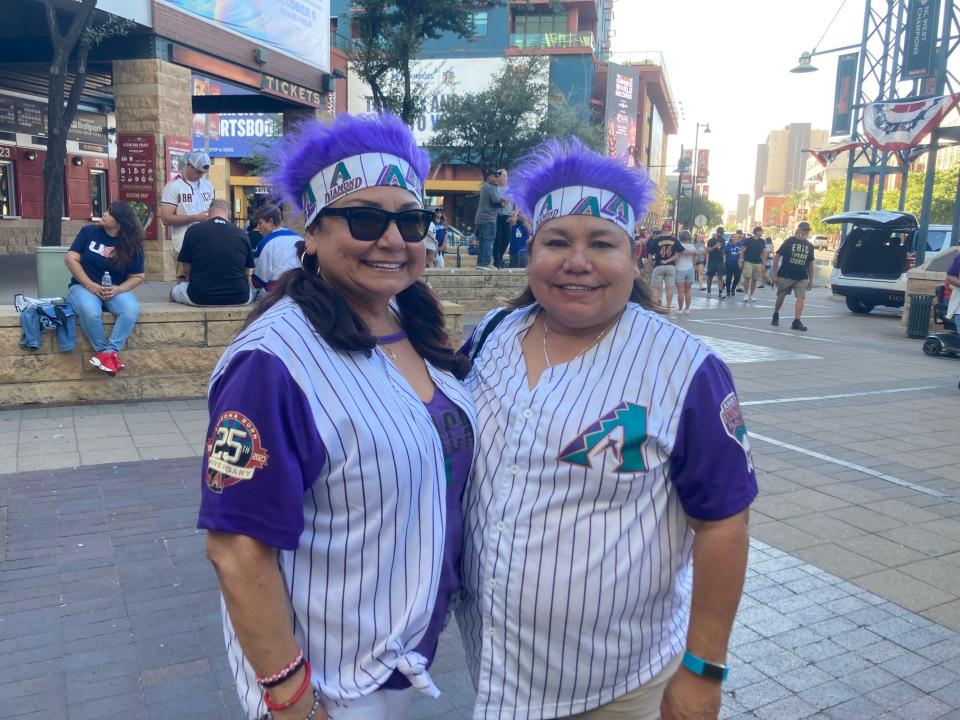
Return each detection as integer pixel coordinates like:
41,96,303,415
205,411,270,493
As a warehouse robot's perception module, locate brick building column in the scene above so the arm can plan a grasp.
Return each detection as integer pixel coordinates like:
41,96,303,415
113,59,193,280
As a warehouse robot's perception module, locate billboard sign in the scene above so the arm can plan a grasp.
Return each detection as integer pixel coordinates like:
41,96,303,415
832,53,859,136
604,63,640,162
117,134,158,240
902,0,941,79
193,113,282,157
348,58,523,145
157,0,330,72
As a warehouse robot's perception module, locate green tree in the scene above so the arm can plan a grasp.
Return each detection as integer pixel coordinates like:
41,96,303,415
808,179,867,234
41,1,133,246
902,166,959,223
673,193,723,230
350,0,486,125
429,57,602,171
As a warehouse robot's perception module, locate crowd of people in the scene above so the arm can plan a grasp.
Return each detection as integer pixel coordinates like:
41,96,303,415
632,221,816,330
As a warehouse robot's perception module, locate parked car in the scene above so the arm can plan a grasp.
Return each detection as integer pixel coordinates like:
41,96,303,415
812,235,830,250
825,210,957,313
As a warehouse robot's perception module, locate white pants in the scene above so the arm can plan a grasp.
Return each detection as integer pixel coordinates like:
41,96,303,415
327,688,414,719
433,253,445,268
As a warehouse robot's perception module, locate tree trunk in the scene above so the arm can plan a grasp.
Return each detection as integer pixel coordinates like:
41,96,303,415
41,0,97,247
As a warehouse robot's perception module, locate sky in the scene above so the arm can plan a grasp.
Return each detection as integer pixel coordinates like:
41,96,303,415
612,0,866,213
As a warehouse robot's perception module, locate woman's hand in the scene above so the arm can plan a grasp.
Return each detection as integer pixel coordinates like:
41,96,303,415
660,669,722,719
100,285,120,300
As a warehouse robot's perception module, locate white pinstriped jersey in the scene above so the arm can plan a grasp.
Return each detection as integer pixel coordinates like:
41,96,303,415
197,298,477,718
458,303,757,719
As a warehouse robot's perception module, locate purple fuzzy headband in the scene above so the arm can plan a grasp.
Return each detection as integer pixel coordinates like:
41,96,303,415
508,137,656,235
267,113,430,219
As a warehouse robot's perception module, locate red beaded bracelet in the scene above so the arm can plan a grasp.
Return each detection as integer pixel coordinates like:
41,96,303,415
257,650,305,688
263,659,312,712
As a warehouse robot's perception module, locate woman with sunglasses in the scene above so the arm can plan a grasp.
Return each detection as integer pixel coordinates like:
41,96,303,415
459,139,756,720
199,113,476,720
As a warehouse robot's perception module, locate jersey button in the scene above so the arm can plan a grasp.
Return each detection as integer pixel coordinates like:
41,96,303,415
487,627,497,637
496,521,506,532
510,465,519,475
522,408,533,418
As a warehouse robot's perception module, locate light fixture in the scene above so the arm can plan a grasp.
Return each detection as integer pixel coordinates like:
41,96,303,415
72,156,84,166
103,126,117,136
25,150,37,161
791,51,818,73
703,123,712,134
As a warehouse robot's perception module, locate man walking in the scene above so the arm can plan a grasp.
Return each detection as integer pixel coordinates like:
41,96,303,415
170,199,255,307
474,169,503,268
741,226,768,302
772,221,816,330
647,222,685,310
705,226,725,297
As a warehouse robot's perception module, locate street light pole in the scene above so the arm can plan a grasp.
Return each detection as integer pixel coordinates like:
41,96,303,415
689,122,710,231
673,143,684,231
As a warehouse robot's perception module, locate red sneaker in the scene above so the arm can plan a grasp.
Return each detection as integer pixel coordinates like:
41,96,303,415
110,352,125,370
90,351,118,375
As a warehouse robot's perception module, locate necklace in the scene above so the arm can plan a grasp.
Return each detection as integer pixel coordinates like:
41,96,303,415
376,329,407,363
542,313,619,369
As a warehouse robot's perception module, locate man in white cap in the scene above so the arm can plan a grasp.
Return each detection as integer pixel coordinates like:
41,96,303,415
160,151,215,275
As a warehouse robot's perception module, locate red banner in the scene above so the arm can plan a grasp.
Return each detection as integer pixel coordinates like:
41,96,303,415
697,149,709,179
164,135,192,182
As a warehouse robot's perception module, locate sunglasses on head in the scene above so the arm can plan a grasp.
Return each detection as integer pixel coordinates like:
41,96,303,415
318,206,433,243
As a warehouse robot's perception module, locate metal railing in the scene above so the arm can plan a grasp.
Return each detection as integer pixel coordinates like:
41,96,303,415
509,31,595,51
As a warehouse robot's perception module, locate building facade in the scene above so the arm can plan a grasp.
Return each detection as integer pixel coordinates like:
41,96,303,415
754,124,828,198
0,0,344,279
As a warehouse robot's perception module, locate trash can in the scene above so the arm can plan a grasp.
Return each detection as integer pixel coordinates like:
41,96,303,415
35,246,72,299
907,293,934,338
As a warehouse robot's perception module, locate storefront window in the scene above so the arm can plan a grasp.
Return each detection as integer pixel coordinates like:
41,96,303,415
90,169,107,219
0,160,15,216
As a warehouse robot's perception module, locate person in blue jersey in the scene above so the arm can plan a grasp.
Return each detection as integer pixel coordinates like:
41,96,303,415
198,113,477,720
251,204,303,296
459,138,757,720
724,230,745,297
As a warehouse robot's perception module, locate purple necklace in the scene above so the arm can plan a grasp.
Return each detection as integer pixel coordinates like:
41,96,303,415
375,330,407,344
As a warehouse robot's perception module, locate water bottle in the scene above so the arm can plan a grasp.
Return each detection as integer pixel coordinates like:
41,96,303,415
101,271,112,287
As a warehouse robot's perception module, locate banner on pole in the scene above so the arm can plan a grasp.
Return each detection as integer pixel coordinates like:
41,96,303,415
832,53,859,136
902,0,941,79
697,149,710,179
804,142,862,167
862,94,960,150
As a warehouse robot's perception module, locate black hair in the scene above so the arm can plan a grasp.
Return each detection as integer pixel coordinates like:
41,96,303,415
245,234,470,379
106,201,144,270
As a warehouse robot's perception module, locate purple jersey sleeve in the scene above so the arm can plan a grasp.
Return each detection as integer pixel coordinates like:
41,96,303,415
197,349,327,550
948,254,960,277
670,354,758,521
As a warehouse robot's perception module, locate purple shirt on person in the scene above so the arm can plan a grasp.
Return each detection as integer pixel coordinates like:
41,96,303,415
383,388,474,688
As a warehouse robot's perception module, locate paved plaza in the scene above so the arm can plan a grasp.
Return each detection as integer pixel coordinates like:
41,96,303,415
2,286,960,719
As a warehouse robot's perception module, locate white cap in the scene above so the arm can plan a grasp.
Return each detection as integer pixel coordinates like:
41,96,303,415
186,151,211,171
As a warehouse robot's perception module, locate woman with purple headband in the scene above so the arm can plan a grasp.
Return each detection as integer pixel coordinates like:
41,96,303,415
458,138,757,720
197,113,476,720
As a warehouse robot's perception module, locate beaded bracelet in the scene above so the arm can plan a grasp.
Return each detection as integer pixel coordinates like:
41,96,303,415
263,659,312,712
257,650,304,688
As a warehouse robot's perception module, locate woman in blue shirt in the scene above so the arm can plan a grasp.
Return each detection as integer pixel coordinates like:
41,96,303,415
65,201,145,376
724,231,745,298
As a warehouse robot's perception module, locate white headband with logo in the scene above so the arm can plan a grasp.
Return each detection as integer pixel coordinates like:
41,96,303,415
532,186,635,236
302,153,424,226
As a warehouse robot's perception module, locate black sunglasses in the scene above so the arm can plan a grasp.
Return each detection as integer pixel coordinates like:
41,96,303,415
319,207,433,243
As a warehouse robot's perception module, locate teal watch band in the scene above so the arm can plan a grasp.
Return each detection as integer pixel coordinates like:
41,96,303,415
682,650,729,682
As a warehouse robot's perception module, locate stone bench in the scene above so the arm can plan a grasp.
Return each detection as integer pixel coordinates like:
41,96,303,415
1,300,465,407
424,267,528,311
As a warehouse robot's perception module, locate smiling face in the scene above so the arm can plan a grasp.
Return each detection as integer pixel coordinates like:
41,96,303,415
305,186,425,311
527,215,639,334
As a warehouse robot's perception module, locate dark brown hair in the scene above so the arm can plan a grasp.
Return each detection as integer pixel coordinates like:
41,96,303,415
245,237,471,379
106,201,144,270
